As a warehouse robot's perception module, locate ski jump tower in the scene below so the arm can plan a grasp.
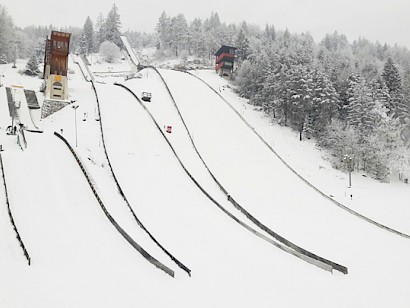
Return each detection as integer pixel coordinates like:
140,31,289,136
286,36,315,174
42,31,71,118
214,45,237,79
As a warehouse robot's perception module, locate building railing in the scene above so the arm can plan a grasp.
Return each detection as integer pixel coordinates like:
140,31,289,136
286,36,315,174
215,62,225,71
216,52,235,64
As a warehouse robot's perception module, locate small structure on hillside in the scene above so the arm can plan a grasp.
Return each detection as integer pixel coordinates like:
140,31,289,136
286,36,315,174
214,45,237,79
42,31,71,118
141,92,152,102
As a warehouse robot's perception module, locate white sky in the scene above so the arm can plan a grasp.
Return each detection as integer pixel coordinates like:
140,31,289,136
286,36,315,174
3,0,410,48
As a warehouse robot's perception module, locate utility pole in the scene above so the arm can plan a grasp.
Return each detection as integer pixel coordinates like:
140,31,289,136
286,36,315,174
343,154,355,188
10,40,20,68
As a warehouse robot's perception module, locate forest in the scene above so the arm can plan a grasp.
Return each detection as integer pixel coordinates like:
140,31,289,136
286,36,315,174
1,4,409,182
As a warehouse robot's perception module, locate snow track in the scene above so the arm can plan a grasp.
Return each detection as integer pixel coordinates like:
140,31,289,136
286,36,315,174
187,71,410,241
54,131,175,277
115,81,347,274
69,55,191,276
91,81,191,277
120,36,140,67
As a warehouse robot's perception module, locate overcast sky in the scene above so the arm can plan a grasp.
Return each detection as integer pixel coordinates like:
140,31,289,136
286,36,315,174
3,0,410,48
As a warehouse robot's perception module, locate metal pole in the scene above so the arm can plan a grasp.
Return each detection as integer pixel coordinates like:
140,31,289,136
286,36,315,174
11,89,15,134
75,108,77,147
12,43,17,68
72,104,79,147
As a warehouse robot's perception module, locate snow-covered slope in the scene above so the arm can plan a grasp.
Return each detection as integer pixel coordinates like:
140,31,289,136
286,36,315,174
123,67,410,307
1,56,410,307
194,69,410,234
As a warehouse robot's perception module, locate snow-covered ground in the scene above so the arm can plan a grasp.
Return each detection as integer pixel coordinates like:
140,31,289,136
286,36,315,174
192,69,410,234
1,55,410,307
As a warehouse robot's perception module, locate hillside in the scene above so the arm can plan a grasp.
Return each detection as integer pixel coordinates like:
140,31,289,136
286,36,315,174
0,53,410,307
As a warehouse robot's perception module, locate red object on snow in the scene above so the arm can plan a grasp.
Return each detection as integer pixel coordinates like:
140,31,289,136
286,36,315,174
166,126,172,133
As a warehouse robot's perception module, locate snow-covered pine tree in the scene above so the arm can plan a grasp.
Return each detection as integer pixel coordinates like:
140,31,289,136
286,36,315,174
95,13,106,48
345,75,366,128
82,16,95,54
264,24,276,43
309,70,339,137
382,57,402,94
170,14,188,56
188,18,206,56
156,11,171,50
234,59,256,99
247,49,272,106
79,34,88,55
105,4,122,48
24,52,40,76
381,57,410,122
287,65,313,140
0,5,14,62
236,23,250,61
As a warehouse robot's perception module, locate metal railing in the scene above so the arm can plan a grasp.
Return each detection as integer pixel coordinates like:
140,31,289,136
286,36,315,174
0,153,31,265
54,132,175,277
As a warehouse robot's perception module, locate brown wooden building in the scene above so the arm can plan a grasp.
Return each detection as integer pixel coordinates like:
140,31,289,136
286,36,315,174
44,31,71,78
43,31,71,101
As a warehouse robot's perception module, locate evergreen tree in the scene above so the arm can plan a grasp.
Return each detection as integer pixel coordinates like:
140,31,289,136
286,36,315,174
79,34,88,55
382,57,402,94
189,18,206,56
170,14,188,56
309,70,339,137
287,65,313,140
236,23,250,61
382,57,410,122
264,24,276,43
0,5,14,62
24,52,40,76
95,13,106,47
345,76,365,128
82,16,95,54
105,4,122,48
156,11,171,49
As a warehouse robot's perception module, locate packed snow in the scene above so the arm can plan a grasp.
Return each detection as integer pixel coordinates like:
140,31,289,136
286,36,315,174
0,53,410,308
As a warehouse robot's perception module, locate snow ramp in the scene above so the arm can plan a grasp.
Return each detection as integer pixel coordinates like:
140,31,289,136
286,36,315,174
91,81,191,277
94,82,336,278
120,35,139,67
188,71,410,240
155,69,410,272
0,132,174,291
116,79,347,274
